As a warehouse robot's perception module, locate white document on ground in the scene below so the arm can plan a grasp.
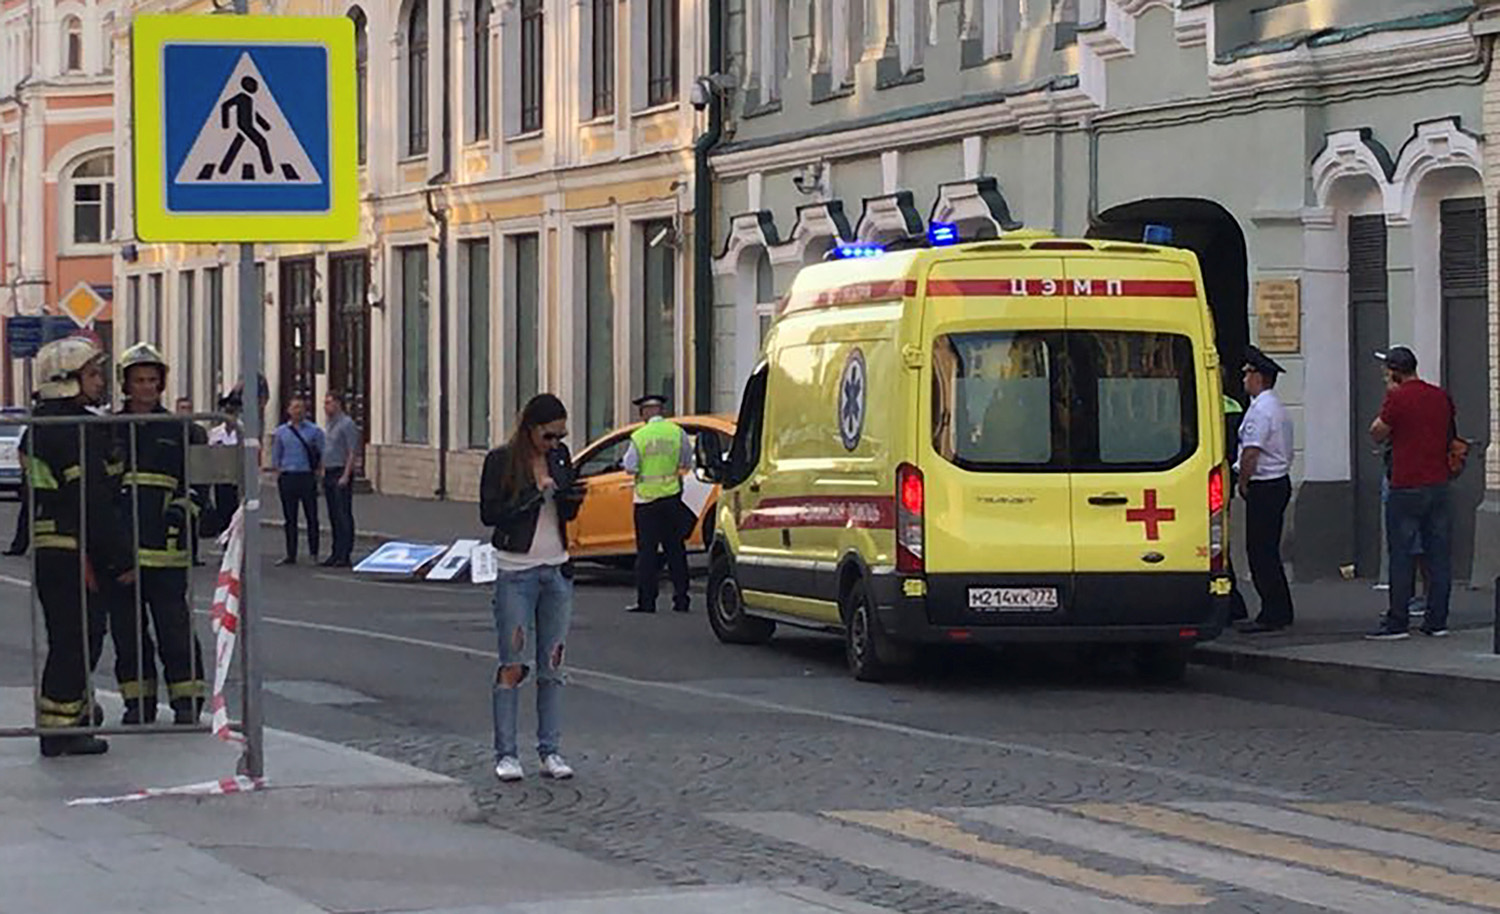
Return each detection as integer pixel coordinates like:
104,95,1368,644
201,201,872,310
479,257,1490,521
427,539,482,582
470,544,499,585
681,474,713,518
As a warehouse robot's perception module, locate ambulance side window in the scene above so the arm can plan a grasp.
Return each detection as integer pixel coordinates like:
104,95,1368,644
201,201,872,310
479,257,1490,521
726,366,769,488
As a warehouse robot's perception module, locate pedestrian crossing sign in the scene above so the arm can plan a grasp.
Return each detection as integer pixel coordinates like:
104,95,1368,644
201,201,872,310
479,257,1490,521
131,15,357,243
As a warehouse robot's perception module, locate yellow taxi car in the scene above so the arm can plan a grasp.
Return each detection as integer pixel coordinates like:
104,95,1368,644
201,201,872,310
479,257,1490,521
697,233,1231,682
566,415,737,564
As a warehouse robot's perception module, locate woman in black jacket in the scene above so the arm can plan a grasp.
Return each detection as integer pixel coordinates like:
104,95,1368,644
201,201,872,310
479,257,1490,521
479,394,584,782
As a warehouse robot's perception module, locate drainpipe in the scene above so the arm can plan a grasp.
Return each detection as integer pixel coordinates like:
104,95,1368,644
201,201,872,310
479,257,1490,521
692,0,725,414
427,0,453,499
1083,114,1100,229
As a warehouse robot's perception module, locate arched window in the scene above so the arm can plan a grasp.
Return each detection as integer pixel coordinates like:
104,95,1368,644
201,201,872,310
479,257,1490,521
349,7,368,163
473,0,492,139
407,0,429,155
66,152,115,247
63,16,83,73
100,14,114,73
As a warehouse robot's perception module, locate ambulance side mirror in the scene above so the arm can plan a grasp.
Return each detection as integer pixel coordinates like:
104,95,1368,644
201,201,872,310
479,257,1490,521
696,434,727,483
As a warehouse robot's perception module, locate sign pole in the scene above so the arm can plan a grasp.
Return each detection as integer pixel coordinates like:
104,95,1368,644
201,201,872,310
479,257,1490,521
230,0,264,782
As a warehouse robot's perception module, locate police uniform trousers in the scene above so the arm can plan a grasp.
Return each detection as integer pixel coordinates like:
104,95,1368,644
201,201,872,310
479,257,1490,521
1244,476,1295,628
634,495,691,613
107,568,205,714
35,549,108,727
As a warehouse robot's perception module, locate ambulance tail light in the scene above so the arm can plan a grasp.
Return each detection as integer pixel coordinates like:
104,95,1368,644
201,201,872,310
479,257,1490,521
896,463,925,574
1208,465,1227,573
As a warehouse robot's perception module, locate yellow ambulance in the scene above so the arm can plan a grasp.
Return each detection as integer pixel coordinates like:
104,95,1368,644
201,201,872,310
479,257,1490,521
697,234,1232,682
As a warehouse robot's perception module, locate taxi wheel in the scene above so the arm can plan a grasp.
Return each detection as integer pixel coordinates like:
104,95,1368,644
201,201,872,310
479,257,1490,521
843,577,912,683
707,553,774,645
1134,644,1191,684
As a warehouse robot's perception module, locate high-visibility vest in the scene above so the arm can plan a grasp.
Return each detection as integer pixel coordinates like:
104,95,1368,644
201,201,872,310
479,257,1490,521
630,419,684,502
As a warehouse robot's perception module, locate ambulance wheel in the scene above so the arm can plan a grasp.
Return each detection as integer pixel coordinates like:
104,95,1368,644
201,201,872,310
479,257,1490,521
844,577,912,682
1134,643,1190,684
708,553,774,645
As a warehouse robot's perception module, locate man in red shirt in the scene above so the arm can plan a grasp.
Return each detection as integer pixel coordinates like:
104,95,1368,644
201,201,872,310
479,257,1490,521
1367,347,1454,640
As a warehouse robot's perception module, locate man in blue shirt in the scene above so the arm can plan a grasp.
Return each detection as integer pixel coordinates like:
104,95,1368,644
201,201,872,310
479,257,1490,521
271,395,325,565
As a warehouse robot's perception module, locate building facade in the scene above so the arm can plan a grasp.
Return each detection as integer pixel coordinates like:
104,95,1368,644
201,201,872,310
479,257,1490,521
113,0,706,500
708,0,1498,583
1,0,121,401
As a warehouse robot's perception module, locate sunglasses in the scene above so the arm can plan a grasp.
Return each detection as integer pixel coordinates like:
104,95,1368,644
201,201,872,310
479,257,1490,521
541,431,567,442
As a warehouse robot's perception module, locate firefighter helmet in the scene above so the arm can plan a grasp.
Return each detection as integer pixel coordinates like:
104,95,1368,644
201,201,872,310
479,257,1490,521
35,337,107,400
117,341,169,388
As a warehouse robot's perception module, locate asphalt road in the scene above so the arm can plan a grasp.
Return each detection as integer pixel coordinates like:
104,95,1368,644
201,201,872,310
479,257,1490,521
2,510,1499,913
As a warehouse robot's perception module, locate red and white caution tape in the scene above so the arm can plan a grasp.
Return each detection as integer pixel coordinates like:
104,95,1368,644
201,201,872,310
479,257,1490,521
67,775,265,807
209,508,245,744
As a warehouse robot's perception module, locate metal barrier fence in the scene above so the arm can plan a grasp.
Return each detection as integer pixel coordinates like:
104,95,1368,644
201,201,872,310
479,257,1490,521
0,410,252,750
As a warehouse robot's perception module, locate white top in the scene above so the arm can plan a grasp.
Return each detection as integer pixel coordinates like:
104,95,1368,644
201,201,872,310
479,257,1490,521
1237,389,1294,481
495,487,569,572
621,417,694,505
208,423,240,447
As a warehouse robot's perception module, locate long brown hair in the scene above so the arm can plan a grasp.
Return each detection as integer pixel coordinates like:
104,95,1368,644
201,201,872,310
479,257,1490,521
498,393,568,498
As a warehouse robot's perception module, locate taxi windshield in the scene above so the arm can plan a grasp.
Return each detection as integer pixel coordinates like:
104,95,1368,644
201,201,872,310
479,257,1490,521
932,330,1197,472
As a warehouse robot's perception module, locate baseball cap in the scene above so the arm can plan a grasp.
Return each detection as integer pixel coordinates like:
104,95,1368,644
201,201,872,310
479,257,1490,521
1374,346,1418,374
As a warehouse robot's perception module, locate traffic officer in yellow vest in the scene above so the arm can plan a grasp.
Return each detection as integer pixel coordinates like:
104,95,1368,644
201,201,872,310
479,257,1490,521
623,394,695,614
29,337,134,756
109,343,207,725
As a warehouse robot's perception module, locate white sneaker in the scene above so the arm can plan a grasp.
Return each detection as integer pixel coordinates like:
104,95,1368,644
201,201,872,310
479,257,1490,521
494,756,524,782
539,754,574,780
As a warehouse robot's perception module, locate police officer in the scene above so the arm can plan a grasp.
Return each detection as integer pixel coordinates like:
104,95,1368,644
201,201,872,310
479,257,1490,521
109,343,207,725
1235,346,1296,633
623,394,694,614
28,337,133,756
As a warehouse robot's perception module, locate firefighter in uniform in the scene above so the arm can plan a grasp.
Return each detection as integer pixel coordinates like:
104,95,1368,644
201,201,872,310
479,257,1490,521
623,394,694,614
109,343,207,725
29,337,133,757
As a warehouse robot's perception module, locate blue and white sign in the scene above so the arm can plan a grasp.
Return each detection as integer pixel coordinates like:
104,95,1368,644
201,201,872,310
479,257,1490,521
6,317,43,359
354,542,447,576
164,45,330,214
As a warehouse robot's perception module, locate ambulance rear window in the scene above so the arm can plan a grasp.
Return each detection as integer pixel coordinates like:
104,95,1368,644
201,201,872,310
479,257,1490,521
931,330,1197,472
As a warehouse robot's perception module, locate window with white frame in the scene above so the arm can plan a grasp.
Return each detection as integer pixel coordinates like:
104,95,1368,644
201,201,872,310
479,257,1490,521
509,233,541,420
406,0,430,156
461,238,491,448
350,7,369,164
754,250,776,345
519,0,544,133
66,152,115,247
833,0,867,86
399,245,430,444
101,14,114,73
646,0,679,106
581,226,615,443
472,0,493,141
765,0,790,101
62,16,82,73
882,0,927,72
590,0,615,118
640,219,676,402
963,0,1018,61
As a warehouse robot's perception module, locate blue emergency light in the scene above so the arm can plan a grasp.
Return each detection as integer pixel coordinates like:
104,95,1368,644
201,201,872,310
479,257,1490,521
928,222,960,246
834,243,886,260
1143,224,1175,245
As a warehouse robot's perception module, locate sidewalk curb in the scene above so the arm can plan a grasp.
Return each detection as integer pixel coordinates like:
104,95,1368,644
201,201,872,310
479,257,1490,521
1192,640,1500,704
158,780,481,821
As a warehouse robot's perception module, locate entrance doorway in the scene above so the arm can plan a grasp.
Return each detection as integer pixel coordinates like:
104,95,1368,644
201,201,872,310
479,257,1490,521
278,258,317,420
1088,199,1251,400
1348,215,1389,579
1440,198,1489,582
329,253,371,477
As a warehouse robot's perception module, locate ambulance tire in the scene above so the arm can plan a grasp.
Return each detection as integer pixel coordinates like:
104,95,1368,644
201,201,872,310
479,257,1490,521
707,553,775,645
843,577,913,683
1133,643,1191,684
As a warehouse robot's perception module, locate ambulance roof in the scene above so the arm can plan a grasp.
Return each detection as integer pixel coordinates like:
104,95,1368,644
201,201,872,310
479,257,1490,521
779,237,1200,318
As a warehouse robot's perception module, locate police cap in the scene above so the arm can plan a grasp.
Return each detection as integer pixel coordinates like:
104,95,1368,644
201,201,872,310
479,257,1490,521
1242,346,1285,379
632,394,668,408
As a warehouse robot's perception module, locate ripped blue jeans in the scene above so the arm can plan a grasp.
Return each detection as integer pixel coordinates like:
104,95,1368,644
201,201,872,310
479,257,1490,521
491,564,573,761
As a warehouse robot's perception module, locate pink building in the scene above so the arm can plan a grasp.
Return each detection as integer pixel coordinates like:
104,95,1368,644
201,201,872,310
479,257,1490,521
1,0,120,405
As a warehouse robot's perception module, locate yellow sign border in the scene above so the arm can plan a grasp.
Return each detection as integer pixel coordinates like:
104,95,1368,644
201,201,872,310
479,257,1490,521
58,281,107,327
131,15,357,243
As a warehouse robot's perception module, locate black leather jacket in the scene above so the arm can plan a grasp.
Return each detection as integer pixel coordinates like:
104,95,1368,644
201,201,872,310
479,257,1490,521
479,443,584,554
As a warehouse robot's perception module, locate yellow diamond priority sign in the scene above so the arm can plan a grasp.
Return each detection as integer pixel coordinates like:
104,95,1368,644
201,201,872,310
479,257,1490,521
58,282,107,328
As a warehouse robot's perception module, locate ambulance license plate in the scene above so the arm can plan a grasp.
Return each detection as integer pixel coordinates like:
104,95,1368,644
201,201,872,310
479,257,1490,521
968,587,1059,612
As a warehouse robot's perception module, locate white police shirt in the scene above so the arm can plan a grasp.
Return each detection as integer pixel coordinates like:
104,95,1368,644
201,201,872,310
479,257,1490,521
1236,389,1293,481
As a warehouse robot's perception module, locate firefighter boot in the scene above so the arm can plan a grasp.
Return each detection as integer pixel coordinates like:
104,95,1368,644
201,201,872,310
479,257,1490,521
39,735,109,757
123,699,158,725
171,698,203,726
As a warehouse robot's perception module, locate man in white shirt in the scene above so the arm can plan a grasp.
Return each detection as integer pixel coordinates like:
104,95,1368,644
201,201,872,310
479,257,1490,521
1235,346,1296,633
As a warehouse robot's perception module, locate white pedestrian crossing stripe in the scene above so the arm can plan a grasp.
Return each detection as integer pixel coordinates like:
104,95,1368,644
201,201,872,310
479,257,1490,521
714,800,1500,913
173,53,320,186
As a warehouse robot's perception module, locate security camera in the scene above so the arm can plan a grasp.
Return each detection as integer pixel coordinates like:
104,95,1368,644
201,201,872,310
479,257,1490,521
690,77,713,111
792,162,826,197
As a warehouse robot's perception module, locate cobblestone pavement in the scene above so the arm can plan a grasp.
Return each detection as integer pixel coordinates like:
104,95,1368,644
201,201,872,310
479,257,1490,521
4,548,1499,913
